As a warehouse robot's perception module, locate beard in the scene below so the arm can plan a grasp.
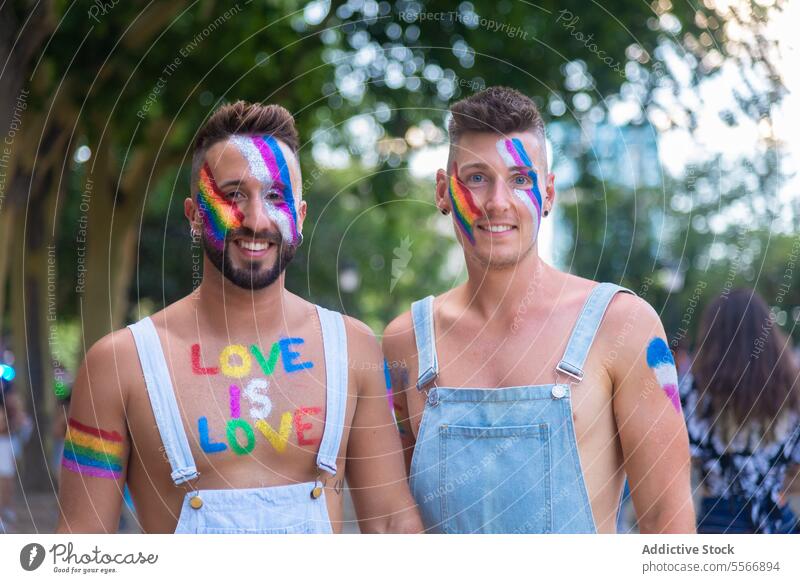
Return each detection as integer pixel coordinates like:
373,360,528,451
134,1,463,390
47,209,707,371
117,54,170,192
202,227,297,290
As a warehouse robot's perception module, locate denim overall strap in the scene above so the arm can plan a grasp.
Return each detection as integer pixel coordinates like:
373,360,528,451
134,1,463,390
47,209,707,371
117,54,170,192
410,296,439,390
314,306,348,476
127,317,198,485
556,283,635,381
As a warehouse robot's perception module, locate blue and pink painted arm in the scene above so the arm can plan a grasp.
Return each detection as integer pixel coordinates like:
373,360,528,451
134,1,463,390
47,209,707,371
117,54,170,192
646,337,681,413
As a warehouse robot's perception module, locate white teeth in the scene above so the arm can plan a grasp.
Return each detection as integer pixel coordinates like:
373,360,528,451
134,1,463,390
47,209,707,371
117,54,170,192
238,241,268,251
483,225,513,233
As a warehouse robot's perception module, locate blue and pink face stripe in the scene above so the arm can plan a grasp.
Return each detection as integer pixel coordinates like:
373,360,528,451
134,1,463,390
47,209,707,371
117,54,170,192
228,135,300,245
197,135,301,247
496,138,543,231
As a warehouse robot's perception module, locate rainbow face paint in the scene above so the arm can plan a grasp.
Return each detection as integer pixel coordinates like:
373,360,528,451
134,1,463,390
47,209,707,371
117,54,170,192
448,163,482,245
197,163,244,248
646,337,681,413
62,419,124,480
229,135,301,245
496,138,543,238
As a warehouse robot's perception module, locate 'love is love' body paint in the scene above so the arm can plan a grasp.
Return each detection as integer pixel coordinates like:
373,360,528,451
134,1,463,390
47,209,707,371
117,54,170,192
197,163,245,248
448,162,482,245
62,419,124,479
646,337,681,413
229,135,300,245
496,138,543,238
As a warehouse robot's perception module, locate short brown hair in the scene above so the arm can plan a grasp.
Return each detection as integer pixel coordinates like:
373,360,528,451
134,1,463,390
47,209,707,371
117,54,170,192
191,100,299,190
448,86,545,143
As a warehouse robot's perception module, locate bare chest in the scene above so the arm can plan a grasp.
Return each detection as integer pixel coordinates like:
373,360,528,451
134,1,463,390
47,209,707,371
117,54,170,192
126,332,344,485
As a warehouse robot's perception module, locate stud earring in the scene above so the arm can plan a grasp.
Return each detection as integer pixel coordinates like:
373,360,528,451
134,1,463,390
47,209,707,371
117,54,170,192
543,210,550,217
440,208,450,215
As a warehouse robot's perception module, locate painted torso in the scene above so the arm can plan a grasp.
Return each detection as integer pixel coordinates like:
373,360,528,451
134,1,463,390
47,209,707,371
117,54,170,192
122,297,356,533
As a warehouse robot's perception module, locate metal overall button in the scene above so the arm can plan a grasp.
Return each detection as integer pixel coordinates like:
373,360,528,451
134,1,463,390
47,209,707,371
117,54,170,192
189,495,203,510
551,384,567,399
427,388,439,406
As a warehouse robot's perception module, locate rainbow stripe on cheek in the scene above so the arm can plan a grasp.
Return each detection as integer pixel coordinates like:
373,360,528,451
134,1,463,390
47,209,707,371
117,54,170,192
646,337,681,413
448,164,482,245
496,138,543,235
61,419,124,480
197,163,244,248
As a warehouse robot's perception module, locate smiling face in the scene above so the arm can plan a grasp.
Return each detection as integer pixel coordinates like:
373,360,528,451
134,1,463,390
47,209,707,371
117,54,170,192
440,130,552,268
191,135,306,290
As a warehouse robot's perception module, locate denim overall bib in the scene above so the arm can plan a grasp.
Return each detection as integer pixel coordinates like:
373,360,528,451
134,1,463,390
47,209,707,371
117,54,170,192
408,282,633,533
127,305,347,534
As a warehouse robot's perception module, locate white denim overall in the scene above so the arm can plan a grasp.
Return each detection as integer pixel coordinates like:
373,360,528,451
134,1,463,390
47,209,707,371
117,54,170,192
408,282,633,533
127,305,347,534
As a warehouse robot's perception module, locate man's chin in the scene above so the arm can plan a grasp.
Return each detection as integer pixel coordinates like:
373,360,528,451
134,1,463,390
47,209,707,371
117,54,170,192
203,237,296,290
472,240,536,269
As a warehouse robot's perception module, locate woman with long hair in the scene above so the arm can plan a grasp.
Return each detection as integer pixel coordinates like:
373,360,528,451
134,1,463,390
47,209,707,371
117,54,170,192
682,288,800,533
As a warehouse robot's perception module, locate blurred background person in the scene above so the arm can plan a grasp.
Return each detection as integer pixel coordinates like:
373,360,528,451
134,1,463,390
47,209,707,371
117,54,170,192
0,383,32,531
681,288,800,534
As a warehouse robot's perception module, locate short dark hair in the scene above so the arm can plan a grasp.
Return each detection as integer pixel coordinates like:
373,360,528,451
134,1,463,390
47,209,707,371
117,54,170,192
448,86,545,144
190,100,299,190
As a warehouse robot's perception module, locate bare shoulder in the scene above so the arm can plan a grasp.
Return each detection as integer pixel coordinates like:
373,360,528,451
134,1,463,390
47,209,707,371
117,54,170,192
603,292,663,340
74,326,141,405
383,309,415,353
341,314,382,356
599,292,667,376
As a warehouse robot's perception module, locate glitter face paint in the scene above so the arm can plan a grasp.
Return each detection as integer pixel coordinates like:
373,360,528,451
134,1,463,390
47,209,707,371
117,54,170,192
448,162,482,245
496,138,543,238
229,135,301,245
646,337,681,413
62,419,124,479
197,163,244,248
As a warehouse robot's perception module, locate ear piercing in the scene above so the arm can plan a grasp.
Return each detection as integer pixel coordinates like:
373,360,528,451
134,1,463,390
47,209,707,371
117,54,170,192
440,208,450,215
543,210,549,217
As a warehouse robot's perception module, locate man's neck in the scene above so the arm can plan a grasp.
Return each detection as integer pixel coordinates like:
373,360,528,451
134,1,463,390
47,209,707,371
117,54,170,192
461,246,552,319
193,259,288,332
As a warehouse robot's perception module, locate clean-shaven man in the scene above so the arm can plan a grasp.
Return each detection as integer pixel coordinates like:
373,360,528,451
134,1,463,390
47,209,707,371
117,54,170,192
384,87,694,533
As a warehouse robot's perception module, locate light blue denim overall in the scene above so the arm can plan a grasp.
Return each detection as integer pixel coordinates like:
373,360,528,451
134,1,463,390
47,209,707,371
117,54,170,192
408,282,633,533
127,305,347,534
